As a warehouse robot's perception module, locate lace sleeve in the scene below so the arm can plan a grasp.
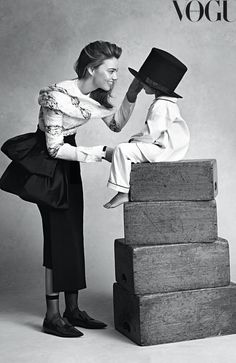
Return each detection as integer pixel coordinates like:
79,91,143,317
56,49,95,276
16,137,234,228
42,107,106,162
42,108,64,158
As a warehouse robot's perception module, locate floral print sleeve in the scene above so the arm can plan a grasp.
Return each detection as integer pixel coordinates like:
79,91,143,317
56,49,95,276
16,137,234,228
37,82,118,162
42,106,105,162
42,107,64,158
39,86,91,120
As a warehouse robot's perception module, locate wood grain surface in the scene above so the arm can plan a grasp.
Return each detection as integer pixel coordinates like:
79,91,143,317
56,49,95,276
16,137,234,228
124,200,217,244
130,159,218,201
113,282,236,346
115,238,230,294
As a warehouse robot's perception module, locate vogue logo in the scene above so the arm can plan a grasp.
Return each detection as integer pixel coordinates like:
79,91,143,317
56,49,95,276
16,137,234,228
173,0,235,21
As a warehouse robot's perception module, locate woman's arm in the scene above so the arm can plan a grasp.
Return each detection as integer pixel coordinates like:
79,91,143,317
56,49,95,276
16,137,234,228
42,108,106,162
102,79,143,132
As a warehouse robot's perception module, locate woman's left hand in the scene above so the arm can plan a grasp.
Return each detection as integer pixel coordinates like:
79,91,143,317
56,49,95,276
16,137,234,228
126,78,143,103
103,146,114,162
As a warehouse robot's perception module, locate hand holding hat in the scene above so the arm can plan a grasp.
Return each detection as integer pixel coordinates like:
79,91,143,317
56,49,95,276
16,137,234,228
126,78,143,103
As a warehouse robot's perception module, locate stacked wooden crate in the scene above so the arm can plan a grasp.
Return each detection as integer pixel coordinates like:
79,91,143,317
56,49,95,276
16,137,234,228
113,160,236,346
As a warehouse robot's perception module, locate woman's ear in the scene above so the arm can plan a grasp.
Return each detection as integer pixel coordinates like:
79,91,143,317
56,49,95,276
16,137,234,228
87,66,94,76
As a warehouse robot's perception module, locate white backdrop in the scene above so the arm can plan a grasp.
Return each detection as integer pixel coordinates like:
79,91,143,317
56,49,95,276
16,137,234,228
0,0,236,296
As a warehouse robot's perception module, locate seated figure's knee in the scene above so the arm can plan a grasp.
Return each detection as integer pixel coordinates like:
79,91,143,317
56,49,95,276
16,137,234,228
114,143,130,156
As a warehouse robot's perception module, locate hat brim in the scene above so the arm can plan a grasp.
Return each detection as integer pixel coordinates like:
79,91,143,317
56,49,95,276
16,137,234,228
128,67,182,98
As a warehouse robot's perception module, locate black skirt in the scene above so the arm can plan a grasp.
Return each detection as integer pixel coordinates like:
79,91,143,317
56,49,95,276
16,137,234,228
38,160,86,292
0,128,86,292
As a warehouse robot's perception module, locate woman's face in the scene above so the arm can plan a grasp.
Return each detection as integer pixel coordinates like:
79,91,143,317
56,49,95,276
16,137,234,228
92,57,119,91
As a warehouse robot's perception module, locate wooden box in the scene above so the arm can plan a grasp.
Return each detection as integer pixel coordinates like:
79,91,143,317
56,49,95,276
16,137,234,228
130,159,218,201
115,238,230,294
124,200,217,245
113,283,236,346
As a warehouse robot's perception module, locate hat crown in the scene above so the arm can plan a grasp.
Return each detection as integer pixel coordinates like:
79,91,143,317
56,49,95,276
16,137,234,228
129,48,187,98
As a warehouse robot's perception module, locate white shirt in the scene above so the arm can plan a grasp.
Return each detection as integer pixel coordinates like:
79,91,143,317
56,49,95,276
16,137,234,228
129,96,190,162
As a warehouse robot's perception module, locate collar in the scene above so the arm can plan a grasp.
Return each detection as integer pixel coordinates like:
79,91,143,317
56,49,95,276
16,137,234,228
156,96,177,103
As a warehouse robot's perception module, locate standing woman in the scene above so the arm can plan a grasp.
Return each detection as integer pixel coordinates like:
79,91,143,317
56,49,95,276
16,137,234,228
0,40,142,337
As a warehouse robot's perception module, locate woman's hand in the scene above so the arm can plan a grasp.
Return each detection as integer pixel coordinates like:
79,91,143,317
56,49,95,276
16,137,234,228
126,78,143,103
103,146,114,163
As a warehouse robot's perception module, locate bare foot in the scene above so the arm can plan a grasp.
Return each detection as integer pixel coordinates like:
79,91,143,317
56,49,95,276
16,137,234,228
104,192,129,208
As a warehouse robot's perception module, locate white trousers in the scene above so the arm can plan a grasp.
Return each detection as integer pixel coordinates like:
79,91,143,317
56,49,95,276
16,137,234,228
107,142,158,193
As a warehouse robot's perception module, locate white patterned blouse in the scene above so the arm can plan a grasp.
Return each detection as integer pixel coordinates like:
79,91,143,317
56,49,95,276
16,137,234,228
38,79,135,163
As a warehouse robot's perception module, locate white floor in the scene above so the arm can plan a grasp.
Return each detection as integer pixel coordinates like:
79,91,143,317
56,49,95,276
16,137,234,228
1,288,236,363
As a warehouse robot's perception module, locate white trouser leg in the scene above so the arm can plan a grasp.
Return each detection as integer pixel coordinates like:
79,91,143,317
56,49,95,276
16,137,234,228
107,143,148,193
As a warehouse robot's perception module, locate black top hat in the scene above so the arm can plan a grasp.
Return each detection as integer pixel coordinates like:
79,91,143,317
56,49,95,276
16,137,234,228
128,48,187,98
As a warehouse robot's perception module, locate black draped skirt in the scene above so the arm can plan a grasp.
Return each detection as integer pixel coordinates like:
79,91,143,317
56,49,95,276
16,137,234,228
0,128,86,292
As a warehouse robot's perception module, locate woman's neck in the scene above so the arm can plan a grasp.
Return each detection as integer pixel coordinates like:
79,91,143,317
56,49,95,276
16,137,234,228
77,78,96,95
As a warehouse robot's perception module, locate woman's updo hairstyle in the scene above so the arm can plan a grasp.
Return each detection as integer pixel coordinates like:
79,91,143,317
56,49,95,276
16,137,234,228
74,40,122,109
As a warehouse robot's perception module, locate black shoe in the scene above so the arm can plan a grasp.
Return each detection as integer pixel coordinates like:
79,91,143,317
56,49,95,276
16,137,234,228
63,307,107,329
42,313,84,337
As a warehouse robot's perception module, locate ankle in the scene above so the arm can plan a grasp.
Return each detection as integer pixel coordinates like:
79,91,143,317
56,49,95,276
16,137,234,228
64,290,79,313
45,311,60,321
65,305,79,314
45,294,60,320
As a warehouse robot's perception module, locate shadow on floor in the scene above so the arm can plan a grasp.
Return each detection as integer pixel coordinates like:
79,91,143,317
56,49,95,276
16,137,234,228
0,288,114,324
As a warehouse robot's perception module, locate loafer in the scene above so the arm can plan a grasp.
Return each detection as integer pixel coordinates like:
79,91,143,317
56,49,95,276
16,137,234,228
42,313,84,337
63,307,107,329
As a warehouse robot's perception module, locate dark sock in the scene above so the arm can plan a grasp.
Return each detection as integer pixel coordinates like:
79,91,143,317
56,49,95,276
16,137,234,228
46,294,60,320
64,290,78,312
